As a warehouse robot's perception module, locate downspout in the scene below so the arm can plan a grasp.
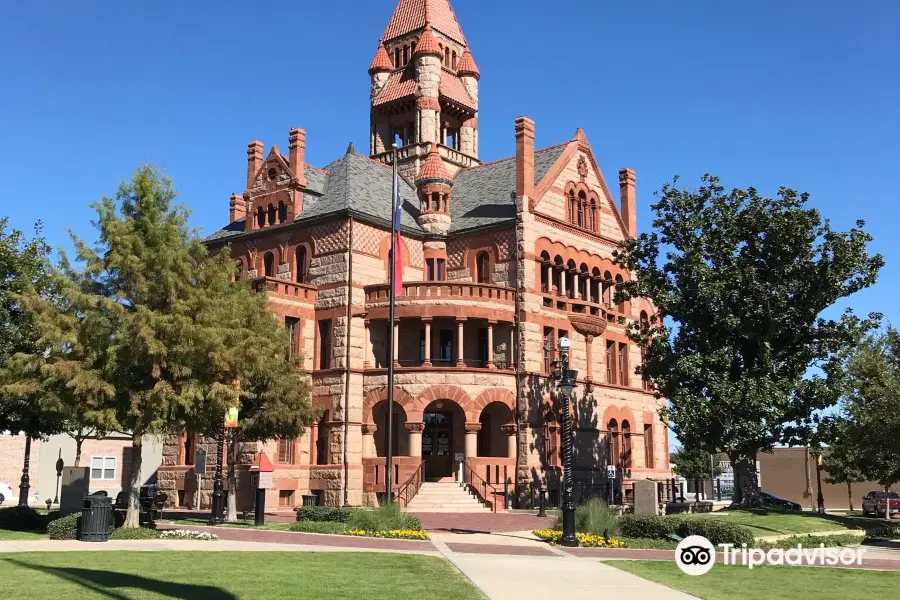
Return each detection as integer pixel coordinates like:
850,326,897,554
512,191,524,507
342,215,354,507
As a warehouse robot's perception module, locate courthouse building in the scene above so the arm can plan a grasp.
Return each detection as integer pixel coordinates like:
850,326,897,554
157,0,671,510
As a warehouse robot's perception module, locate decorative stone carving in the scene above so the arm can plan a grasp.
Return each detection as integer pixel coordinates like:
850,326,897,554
500,424,517,436
405,422,425,433
577,156,589,181
568,314,607,338
361,423,377,436
464,423,482,434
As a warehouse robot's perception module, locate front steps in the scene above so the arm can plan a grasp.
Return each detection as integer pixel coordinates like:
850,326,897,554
405,482,493,513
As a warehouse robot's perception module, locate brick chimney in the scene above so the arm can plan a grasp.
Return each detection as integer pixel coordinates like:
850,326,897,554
288,128,308,187
619,168,637,238
229,193,246,224
515,116,535,199
247,141,263,188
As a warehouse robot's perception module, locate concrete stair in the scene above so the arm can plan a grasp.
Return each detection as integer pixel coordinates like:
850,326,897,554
404,482,492,513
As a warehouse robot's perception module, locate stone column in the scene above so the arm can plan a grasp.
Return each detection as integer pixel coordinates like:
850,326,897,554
486,321,495,369
423,319,432,367
509,326,516,370
465,423,481,458
501,424,518,459
573,272,580,299
406,422,425,458
559,270,566,297
363,320,371,368
362,423,376,459
393,320,400,367
456,318,466,367
585,335,594,381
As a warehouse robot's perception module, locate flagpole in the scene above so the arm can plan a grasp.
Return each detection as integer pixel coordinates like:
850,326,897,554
385,145,398,504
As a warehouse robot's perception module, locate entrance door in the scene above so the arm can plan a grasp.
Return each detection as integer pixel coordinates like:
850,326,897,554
423,411,453,479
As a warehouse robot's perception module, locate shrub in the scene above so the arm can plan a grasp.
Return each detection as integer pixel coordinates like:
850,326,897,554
556,498,620,536
110,527,160,540
347,529,429,540
159,530,218,541
347,504,422,532
866,524,900,539
0,506,48,531
617,515,755,546
47,513,80,540
757,534,865,551
295,506,353,523
289,521,351,535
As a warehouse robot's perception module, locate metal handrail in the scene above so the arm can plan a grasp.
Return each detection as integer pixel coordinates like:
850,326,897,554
396,461,424,507
463,459,502,508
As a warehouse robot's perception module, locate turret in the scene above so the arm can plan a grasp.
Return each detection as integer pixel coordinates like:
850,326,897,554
416,143,453,235
457,49,480,157
369,42,392,101
414,23,443,147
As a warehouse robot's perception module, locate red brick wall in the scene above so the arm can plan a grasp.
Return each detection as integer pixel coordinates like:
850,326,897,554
0,434,41,494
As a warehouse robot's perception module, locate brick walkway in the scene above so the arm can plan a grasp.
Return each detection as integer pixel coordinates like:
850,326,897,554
412,511,554,533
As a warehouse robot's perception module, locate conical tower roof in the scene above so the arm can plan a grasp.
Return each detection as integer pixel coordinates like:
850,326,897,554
457,49,480,79
417,143,452,183
381,0,467,44
414,23,443,58
368,43,393,74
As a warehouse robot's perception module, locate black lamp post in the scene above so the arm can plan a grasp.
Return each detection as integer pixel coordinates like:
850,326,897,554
815,453,825,514
553,336,578,548
18,436,32,507
208,421,226,525
54,450,64,505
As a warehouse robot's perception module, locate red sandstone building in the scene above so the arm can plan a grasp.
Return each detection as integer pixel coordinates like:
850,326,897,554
158,0,671,510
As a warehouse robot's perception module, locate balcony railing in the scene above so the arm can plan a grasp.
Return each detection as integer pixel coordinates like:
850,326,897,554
366,281,515,306
371,143,479,170
252,277,316,304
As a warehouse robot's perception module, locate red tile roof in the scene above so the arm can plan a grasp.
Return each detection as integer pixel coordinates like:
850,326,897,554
382,0,467,44
372,70,417,106
457,49,480,80
439,72,476,110
414,24,442,58
368,44,393,74
417,143,451,182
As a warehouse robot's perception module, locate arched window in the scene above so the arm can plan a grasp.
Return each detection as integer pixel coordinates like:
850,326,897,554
577,191,586,227
445,47,450,67
568,191,577,224
402,44,409,65
579,265,589,300
640,311,651,390
553,256,564,295
607,419,620,467
602,271,613,306
591,267,601,303
264,252,275,278
476,251,490,284
267,204,276,226
257,207,265,229
278,201,287,224
540,251,551,293
296,246,307,284
590,199,598,232
452,51,458,70
622,420,632,468
315,411,329,465
615,274,625,313
394,48,401,67
566,260,577,299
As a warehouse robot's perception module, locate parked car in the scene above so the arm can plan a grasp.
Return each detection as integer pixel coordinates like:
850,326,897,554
0,482,13,505
760,491,802,511
862,491,900,518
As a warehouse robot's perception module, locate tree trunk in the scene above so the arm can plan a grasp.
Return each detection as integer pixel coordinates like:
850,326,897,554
74,438,83,468
226,437,238,522
803,446,814,510
123,435,143,528
847,482,853,512
729,452,760,508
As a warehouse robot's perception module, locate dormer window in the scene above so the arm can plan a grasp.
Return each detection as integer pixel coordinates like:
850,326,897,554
566,184,600,233
267,168,277,180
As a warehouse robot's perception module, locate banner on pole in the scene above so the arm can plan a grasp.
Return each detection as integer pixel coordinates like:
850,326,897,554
224,407,239,428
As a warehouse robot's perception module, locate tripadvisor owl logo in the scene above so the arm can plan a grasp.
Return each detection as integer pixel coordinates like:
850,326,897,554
675,536,716,576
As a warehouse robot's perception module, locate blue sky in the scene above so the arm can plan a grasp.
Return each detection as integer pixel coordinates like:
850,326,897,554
1,0,897,319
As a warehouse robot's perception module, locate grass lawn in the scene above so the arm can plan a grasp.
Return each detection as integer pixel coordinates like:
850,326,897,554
172,518,294,531
0,529,46,540
0,552,484,599
697,509,870,536
611,560,895,600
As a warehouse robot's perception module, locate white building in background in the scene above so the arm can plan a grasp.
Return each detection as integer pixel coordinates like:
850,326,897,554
0,432,162,506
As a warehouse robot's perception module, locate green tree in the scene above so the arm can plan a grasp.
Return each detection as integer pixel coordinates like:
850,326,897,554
614,175,882,506
825,327,900,500
188,253,315,521
820,429,866,512
670,447,723,481
0,218,64,503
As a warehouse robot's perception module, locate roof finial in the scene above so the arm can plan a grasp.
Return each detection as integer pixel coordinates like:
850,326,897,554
346,142,356,155
424,0,431,26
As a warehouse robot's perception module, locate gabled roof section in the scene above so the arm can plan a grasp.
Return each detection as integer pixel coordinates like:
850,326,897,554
372,69,417,106
382,0,467,45
439,73,476,110
449,144,567,233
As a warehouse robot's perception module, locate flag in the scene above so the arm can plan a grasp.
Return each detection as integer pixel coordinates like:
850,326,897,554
392,171,403,297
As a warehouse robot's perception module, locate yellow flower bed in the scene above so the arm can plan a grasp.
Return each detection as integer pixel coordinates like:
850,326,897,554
532,529,626,548
347,529,430,540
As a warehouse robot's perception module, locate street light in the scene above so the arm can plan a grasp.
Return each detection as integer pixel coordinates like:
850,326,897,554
815,454,825,514
552,336,578,548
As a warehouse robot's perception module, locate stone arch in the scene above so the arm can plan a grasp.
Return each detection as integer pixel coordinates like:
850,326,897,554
362,386,417,424
601,405,637,431
415,385,474,422
471,388,515,422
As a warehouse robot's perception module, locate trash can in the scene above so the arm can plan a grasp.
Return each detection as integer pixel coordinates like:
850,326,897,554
301,494,318,507
80,494,113,542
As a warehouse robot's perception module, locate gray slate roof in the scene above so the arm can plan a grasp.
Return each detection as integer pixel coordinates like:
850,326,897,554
205,143,568,242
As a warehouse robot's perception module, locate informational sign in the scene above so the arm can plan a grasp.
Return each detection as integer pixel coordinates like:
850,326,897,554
606,465,617,479
194,448,207,474
454,453,464,462
224,407,239,428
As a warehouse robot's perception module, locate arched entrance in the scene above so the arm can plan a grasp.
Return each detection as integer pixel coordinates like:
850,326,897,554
477,401,514,457
422,400,465,480
372,401,409,457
